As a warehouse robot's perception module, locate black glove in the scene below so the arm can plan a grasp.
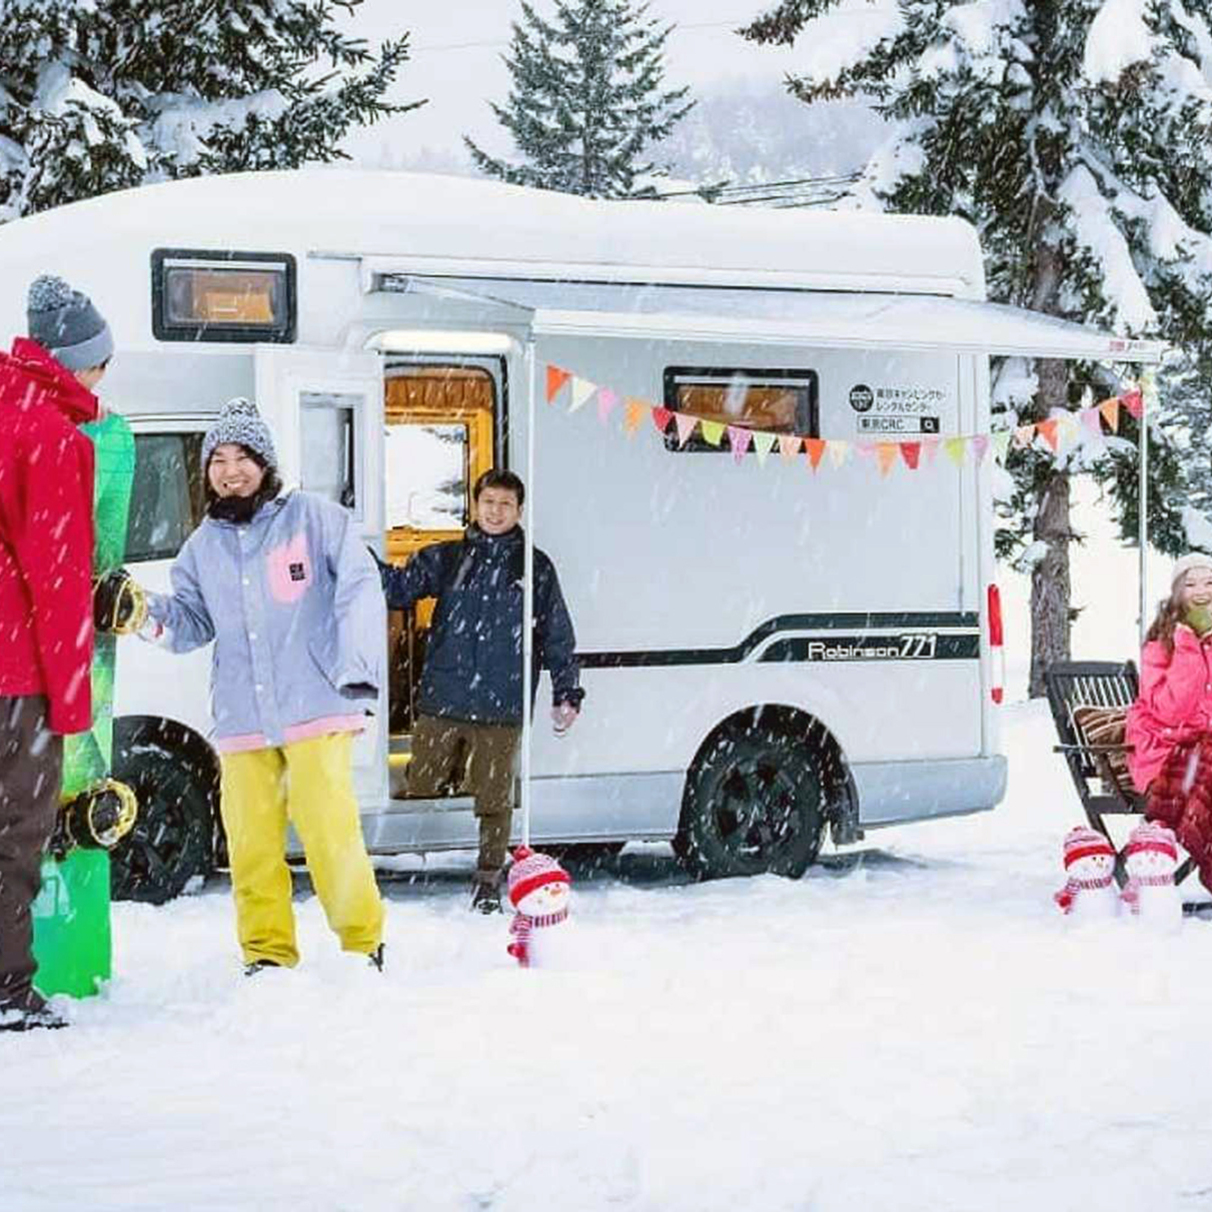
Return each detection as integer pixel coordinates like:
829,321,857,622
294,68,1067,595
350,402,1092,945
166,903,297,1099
93,569,147,635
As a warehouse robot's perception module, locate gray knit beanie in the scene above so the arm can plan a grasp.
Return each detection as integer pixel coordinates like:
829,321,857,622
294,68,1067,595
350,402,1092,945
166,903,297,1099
27,275,114,372
201,397,278,471
1172,552,1212,587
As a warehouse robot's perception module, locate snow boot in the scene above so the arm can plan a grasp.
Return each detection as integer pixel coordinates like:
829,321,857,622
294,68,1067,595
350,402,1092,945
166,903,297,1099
470,874,503,914
0,988,68,1032
243,958,285,978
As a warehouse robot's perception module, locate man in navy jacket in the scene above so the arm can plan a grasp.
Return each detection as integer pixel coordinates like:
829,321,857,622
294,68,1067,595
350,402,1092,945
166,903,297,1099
381,470,583,911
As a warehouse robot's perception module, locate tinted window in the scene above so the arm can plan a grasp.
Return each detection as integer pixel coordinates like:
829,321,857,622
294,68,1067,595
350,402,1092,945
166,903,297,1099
127,433,207,562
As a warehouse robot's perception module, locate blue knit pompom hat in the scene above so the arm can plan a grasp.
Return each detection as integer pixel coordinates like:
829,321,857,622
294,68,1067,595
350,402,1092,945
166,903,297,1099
201,397,278,471
27,275,114,372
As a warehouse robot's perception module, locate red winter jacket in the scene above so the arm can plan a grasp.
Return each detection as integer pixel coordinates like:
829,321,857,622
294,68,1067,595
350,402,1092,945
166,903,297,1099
1126,625,1212,792
0,338,98,734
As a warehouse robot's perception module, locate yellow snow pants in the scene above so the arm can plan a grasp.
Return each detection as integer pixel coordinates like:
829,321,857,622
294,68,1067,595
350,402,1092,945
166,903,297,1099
219,733,384,967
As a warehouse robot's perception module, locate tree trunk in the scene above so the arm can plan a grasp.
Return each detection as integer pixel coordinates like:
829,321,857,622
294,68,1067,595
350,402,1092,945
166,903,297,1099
1028,355,1072,698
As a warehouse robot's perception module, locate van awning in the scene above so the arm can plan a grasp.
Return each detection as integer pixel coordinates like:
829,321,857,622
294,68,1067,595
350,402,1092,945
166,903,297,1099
373,270,1165,363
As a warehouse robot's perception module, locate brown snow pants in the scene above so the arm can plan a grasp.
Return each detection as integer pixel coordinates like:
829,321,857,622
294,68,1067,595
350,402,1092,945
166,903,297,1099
0,696,62,1005
1146,736,1212,892
407,714,521,879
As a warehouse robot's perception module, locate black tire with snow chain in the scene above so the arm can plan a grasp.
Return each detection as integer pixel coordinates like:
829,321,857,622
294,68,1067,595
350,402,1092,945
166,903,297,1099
676,720,827,880
110,718,217,904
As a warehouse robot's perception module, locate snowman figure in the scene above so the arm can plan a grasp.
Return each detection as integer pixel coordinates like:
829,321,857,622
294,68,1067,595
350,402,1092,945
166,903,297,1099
1054,825,1120,921
1120,821,1183,932
506,847,573,969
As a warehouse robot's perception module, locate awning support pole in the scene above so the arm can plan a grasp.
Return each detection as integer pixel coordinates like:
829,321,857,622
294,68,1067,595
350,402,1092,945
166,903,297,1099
520,337,537,848
1139,374,1149,648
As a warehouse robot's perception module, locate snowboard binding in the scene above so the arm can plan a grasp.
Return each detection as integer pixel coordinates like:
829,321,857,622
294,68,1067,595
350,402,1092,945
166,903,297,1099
51,778,139,860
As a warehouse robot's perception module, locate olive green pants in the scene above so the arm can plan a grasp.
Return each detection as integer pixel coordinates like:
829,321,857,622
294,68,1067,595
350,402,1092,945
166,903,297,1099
408,714,521,878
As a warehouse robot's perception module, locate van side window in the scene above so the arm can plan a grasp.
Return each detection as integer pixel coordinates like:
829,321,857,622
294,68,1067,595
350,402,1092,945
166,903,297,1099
301,393,359,512
127,433,207,562
663,367,819,453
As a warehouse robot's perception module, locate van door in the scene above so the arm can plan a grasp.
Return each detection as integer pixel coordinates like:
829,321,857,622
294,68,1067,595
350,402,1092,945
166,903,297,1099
254,346,388,805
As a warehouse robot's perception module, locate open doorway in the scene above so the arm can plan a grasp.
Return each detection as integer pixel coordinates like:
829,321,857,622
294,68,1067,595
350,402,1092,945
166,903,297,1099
383,362,499,796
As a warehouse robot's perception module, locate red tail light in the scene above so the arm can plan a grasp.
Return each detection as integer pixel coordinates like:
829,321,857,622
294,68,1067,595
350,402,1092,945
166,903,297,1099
987,583,1004,704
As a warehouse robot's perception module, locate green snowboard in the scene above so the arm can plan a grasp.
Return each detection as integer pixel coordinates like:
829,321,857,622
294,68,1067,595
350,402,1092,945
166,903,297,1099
32,412,136,998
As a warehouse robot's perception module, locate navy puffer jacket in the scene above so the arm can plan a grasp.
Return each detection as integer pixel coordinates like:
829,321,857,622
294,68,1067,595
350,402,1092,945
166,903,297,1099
383,525,583,725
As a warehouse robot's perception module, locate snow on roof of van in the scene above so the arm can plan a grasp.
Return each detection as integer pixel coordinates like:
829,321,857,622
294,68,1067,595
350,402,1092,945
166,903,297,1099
0,169,987,296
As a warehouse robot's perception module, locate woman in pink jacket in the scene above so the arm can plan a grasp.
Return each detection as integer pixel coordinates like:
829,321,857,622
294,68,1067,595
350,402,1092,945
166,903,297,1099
1126,552,1212,891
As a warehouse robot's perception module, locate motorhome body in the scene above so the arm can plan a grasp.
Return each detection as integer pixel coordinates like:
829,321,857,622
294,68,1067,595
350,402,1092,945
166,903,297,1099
0,170,1160,900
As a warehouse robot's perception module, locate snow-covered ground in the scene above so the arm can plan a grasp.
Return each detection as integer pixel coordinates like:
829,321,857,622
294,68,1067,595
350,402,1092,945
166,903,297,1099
5,696,1212,1212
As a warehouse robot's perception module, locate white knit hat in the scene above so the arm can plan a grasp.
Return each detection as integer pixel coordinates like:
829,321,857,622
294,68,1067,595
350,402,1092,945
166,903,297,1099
507,847,570,908
1062,825,1115,869
1172,552,1212,587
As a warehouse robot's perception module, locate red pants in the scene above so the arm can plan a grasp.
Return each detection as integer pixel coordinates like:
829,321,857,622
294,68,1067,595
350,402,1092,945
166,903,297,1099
1147,737,1212,891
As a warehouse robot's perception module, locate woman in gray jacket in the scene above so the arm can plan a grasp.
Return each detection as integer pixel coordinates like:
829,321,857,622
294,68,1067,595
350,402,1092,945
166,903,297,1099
120,398,386,975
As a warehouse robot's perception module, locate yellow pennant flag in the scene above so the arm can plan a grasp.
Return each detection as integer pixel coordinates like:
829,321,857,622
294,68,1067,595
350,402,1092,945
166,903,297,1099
699,420,725,447
875,443,898,476
944,437,967,467
623,398,648,437
752,431,776,466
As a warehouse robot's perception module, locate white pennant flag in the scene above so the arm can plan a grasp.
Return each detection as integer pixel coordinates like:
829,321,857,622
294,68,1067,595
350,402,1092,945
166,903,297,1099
570,377,597,412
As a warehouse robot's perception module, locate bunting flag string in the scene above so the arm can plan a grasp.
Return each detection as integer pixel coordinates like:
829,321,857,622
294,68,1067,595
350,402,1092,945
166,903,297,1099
543,364,1149,477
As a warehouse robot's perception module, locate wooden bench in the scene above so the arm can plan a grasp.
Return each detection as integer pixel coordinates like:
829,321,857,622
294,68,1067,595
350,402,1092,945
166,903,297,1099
1044,659,1199,893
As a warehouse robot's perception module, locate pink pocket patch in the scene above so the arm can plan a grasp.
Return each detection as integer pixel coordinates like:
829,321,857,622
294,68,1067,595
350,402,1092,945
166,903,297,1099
266,533,312,604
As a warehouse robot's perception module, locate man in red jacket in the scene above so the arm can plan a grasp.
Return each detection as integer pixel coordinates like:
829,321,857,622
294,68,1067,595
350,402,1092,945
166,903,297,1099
0,275,112,1033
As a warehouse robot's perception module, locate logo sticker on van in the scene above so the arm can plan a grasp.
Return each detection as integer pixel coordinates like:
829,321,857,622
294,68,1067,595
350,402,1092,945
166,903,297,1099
848,384,875,412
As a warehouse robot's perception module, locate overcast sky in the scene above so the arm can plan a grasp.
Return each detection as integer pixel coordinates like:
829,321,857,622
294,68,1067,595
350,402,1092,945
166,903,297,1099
339,1,804,167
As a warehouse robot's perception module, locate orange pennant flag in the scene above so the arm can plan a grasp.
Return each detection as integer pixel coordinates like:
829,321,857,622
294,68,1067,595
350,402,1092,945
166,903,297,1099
1037,418,1060,451
623,398,648,437
900,442,921,470
1099,397,1121,432
546,365,571,404
803,438,826,471
876,443,898,476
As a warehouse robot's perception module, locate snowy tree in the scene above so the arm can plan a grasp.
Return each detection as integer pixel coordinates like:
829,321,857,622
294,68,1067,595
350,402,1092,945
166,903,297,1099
743,0,1212,694
0,1,420,222
464,0,694,198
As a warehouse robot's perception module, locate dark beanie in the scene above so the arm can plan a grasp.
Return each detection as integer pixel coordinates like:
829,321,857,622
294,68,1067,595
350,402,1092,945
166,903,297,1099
27,275,114,372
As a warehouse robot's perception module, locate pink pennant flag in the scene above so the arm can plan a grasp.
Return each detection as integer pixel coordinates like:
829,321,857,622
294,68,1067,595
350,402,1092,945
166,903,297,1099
854,441,877,459
970,435,990,463
1122,388,1144,419
674,412,698,448
921,437,941,466
778,434,801,461
1013,424,1036,448
1080,408,1104,439
652,407,673,435
596,388,620,425
727,426,752,463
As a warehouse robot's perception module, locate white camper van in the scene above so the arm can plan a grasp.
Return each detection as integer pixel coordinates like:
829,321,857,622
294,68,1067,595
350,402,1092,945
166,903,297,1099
0,170,1156,901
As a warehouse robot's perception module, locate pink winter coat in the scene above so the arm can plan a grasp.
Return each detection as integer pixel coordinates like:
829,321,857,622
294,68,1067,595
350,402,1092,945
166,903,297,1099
1126,625,1212,791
